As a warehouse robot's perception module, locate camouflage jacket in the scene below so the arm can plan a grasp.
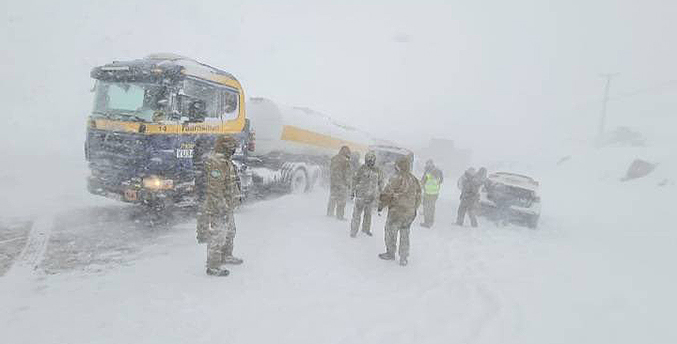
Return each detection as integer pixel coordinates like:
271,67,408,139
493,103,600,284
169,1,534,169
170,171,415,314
379,171,421,214
458,173,481,201
352,164,384,202
203,152,240,214
330,153,352,191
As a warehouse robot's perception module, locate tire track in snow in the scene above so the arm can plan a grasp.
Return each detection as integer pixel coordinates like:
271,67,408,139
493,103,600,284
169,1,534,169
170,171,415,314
457,227,515,343
4,212,55,279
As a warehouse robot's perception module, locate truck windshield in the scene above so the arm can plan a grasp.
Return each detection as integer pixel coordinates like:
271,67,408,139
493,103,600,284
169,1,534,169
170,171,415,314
92,81,168,122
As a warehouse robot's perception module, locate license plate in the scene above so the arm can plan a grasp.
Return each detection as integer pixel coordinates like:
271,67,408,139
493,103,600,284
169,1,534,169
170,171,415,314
176,149,193,158
124,189,138,201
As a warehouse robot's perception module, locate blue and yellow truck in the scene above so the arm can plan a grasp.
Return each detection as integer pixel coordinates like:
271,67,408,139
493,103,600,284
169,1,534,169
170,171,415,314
86,54,373,210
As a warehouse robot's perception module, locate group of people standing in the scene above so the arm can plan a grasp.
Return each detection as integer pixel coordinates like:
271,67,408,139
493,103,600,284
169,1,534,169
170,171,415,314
326,145,421,266
193,137,489,276
327,146,490,266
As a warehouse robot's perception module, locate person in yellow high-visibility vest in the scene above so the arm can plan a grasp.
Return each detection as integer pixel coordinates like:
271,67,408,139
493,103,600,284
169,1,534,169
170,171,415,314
420,159,444,228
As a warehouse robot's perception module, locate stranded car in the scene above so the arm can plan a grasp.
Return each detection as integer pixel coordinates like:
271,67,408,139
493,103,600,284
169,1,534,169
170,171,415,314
478,172,541,228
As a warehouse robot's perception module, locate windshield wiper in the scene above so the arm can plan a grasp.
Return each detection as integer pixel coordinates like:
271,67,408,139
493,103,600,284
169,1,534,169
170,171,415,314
92,111,113,119
115,112,148,123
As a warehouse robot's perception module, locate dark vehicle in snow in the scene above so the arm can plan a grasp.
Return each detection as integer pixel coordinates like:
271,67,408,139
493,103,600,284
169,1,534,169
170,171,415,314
478,172,541,228
85,54,373,210
86,54,252,211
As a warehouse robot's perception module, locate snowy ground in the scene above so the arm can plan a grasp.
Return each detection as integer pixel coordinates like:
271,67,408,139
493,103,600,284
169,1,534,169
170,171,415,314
1,147,675,343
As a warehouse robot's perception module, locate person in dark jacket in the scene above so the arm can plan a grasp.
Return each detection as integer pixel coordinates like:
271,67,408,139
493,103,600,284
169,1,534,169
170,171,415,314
456,167,480,227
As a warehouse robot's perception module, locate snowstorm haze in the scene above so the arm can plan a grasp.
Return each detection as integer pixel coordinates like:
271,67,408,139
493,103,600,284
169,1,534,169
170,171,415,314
3,0,676,161
1,1,676,343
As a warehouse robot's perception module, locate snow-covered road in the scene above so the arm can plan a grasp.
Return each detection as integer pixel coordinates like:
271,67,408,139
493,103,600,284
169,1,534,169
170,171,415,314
1,173,674,343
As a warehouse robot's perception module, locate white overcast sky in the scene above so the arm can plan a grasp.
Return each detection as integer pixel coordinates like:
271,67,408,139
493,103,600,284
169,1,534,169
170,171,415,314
2,0,676,160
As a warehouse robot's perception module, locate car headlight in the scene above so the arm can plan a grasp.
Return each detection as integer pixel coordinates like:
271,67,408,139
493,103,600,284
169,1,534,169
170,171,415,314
143,176,174,190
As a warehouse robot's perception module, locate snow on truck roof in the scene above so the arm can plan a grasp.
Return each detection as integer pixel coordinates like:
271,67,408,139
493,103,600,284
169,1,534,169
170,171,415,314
145,53,237,80
92,54,240,86
489,172,539,191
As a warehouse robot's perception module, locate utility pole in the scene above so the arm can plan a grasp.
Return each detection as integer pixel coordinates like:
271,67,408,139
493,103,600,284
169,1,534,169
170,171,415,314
597,73,619,146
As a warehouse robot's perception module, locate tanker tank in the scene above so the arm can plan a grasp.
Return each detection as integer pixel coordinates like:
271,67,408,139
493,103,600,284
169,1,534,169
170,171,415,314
244,97,374,196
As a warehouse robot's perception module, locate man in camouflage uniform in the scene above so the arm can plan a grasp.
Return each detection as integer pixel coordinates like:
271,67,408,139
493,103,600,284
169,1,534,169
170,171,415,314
194,136,210,244
420,159,444,228
456,167,480,227
327,146,352,220
378,156,421,266
202,136,243,277
350,151,384,237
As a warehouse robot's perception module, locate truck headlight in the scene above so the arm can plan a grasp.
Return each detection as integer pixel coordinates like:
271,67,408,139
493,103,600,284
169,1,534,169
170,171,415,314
143,176,174,190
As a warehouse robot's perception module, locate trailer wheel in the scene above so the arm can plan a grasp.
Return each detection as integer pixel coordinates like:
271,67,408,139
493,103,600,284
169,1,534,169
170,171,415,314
290,168,309,194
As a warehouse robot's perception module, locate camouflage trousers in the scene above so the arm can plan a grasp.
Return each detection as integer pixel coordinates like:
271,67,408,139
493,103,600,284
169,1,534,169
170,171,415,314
351,198,375,235
206,211,237,269
196,208,209,242
384,210,416,259
456,198,478,227
422,193,439,226
327,188,348,219
195,180,208,242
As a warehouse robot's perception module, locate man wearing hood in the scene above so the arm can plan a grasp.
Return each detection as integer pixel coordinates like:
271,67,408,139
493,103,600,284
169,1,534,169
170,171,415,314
327,146,352,220
202,135,243,277
350,151,384,237
420,159,444,228
378,156,421,266
456,167,480,227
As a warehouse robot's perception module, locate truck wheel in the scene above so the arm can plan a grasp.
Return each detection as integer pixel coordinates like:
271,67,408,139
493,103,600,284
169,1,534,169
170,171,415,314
290,168,308,194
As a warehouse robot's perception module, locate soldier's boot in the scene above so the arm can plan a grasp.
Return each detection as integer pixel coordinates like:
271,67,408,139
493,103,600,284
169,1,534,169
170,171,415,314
362,230,373,236
378,252,395,260
399,257,408,266
206,267,230,276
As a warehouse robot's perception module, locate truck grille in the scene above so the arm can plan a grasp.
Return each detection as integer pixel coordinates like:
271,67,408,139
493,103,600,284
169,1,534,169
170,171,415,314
87,130,149,182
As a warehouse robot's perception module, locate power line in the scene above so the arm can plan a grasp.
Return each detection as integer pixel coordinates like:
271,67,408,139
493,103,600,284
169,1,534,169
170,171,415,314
574,77,677,110
597,73,619,145
610,79,677,101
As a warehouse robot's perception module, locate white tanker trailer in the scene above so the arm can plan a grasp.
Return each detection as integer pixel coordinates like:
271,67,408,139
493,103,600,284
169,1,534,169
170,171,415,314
242,97,374,197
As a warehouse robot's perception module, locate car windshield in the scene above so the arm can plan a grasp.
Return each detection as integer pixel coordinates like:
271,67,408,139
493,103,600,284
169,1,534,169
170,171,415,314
92,81,168,122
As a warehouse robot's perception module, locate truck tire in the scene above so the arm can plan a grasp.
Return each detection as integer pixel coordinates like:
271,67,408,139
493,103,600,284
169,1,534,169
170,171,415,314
290,168,309,194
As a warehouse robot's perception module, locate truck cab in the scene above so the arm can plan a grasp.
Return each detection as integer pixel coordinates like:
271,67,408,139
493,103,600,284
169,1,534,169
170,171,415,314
85,54,251,210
